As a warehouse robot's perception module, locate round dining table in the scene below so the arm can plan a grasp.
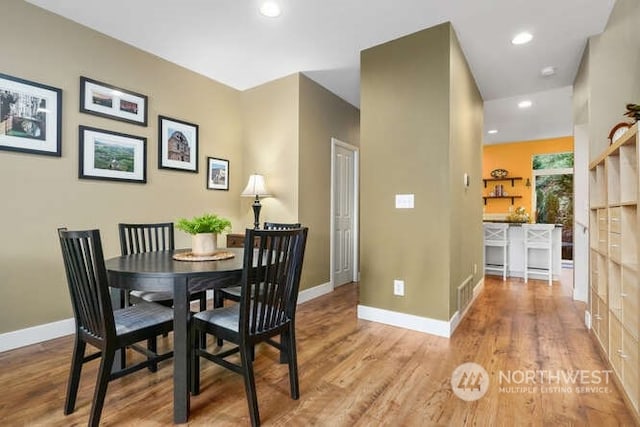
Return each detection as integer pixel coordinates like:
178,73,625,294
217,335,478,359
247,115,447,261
105,248,244,424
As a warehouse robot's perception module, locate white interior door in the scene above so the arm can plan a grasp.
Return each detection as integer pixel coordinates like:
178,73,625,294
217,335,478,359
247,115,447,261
331,138,358,287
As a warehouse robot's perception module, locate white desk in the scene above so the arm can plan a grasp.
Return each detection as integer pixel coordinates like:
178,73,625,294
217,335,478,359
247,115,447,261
483,223,562,281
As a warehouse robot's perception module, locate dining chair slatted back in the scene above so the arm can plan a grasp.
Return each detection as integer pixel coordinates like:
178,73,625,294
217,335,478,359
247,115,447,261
59,228,114,344
118,222,206,365
263,222,301,230
119,222,175,256
58,228,174,427
191,227,308,427
213,221,304,347
243,228,305,339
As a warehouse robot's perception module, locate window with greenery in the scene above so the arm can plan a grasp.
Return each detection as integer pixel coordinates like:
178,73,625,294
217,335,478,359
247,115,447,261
532,152,574,260
533,152,574,170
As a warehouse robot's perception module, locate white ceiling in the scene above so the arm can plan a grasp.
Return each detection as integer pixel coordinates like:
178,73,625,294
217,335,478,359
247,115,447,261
26,0,615,144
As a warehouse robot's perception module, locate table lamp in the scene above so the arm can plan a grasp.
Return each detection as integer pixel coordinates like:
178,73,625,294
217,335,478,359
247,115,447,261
241,174,271,229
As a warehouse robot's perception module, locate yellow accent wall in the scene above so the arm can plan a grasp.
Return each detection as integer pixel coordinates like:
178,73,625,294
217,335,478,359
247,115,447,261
482,136,574,216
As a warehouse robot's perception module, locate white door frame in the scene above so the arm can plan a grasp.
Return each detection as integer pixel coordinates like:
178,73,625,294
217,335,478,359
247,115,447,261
573,124,589,303
330,137,359,289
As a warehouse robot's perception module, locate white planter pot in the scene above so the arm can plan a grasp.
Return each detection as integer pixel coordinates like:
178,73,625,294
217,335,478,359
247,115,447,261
191,233,217,256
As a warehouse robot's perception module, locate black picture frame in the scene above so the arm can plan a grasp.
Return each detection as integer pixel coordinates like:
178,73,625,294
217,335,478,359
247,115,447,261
0,72,62,156
79,125,147,183
79,76,148,126
207,157,229,190
158,115,198,173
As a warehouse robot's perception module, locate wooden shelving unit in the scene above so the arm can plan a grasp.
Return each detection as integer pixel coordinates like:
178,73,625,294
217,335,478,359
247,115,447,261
589,123,640,413
482,176,523,205
482,195,522,205
482,177,523,187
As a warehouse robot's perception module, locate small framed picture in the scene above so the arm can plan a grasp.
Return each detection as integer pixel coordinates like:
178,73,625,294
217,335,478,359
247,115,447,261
79,76,148,126
79,125,147,183
0,72,62,156
207,157,229,190
158,115,198,173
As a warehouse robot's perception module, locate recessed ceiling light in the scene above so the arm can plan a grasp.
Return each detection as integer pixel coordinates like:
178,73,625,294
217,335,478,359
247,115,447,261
511,32,533,45
541,66,556,77
259,1,281,17
518,100,533,109
488,129,498,134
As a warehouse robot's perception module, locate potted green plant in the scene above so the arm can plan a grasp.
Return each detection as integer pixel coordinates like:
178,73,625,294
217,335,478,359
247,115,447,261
176,213,232,256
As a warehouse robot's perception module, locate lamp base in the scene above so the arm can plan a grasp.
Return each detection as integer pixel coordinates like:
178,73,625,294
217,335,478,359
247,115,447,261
251,198,262,229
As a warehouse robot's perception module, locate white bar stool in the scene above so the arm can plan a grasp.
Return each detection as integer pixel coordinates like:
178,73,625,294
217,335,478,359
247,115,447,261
523,224,554,285
483,223,509,280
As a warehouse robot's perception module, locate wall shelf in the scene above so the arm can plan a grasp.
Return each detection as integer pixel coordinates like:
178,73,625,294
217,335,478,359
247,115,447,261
483,195,522,205
483,177,523,187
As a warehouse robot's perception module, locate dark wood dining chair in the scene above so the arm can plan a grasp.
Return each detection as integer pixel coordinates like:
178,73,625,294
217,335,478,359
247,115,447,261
213,222,302,347
119,222,209,311
58,228,174,427
119,222,208,360
190,227,308,427
213,222,301,309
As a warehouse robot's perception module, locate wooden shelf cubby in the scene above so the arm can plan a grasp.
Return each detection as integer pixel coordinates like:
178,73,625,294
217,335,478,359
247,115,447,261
589,123,640,416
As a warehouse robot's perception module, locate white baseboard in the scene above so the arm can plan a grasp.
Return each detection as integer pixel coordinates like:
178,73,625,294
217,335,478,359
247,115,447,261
584,310,592,330
357,305,452,337
298,281,332,304
0,318,75,353
1,282,335,353
357,277,485,338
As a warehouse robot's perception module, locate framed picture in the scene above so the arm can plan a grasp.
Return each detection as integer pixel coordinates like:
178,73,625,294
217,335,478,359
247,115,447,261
0,72,62,156
158,115,198,173
79,125,147,183
207,157,229,190
80,76,148,126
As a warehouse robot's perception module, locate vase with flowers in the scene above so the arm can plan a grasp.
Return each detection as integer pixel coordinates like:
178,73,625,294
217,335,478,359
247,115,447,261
507,206,530,223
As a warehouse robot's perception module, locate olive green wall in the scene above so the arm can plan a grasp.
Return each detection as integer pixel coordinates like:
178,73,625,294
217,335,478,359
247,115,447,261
360,23,454,321
0,0,244,333
578,0,640,160
1,1,361,335
360,22,482,321
448,27,484,317
299,74,360,289
241,74,360,291
240,74,301,229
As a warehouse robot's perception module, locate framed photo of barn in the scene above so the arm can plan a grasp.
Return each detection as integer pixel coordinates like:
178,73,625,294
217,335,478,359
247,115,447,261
79,125,147,183
79,76,148,126
158,115,198,173
207,157,229,190
0,72,62,156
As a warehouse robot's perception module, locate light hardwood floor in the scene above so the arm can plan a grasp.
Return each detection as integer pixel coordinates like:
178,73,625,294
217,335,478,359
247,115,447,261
0,272,637,426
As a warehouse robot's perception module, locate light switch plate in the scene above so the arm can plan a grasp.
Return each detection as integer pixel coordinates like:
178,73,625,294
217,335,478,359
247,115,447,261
395,194,414,209
393,279,405,296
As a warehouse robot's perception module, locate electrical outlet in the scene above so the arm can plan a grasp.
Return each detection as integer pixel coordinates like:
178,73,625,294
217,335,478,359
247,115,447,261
473,263,478,274
393,279,405,296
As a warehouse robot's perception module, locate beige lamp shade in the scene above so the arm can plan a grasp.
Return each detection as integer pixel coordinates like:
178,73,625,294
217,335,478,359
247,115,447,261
241,174,271,198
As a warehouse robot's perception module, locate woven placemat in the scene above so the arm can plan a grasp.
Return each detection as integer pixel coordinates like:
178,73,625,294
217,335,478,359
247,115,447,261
172,251,235,262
